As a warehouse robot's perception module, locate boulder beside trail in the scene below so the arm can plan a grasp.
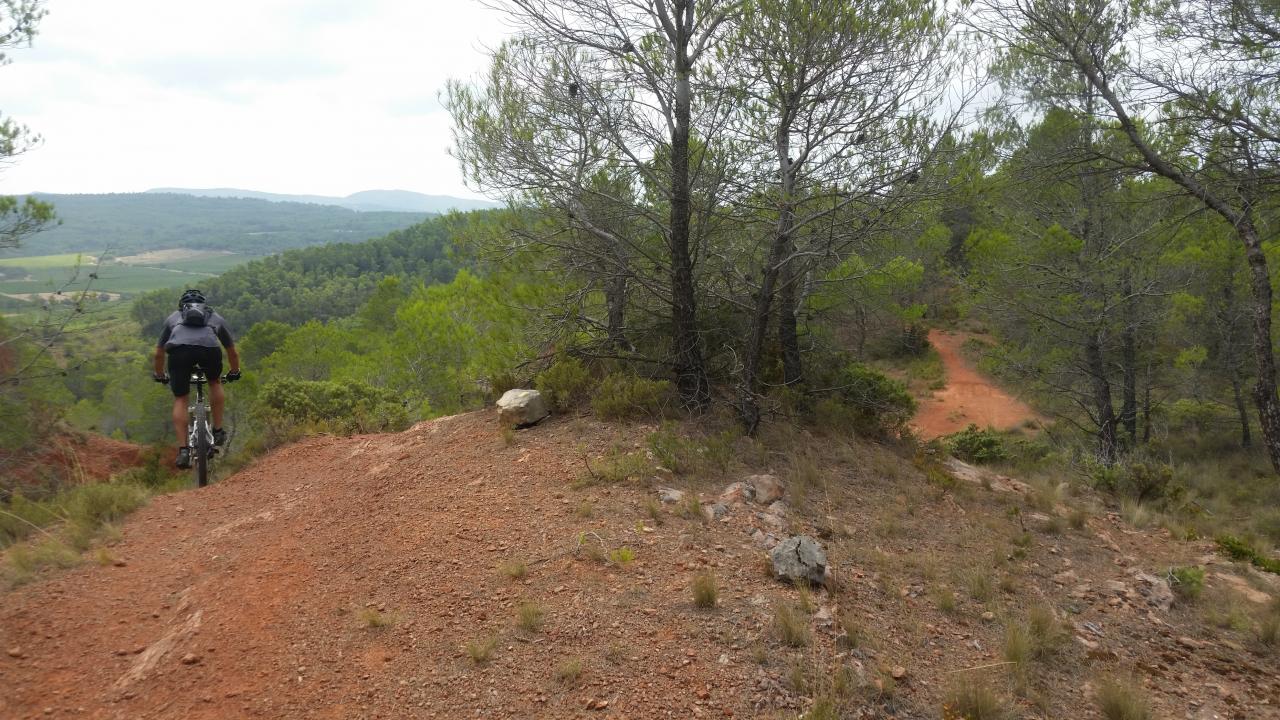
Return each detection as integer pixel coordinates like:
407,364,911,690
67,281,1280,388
770,535,828,586
747,474,785,504
496,389,550,428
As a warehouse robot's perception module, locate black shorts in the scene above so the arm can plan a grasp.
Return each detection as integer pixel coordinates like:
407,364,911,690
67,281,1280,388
166,345,223,397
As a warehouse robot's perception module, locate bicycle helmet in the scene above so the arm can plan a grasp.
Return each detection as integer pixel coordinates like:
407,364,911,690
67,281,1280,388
178,289,206,309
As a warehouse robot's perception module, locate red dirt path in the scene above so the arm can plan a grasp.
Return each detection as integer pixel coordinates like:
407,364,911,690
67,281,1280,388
911,329,1044,440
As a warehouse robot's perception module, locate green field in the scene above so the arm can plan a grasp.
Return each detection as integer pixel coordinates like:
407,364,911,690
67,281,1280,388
0,251,251,305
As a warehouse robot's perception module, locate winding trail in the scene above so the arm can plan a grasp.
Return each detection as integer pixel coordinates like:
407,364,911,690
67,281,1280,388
911,329,1044,440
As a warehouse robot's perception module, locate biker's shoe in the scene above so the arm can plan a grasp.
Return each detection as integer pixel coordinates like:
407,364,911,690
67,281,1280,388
213,428,227,446
175,446,192,469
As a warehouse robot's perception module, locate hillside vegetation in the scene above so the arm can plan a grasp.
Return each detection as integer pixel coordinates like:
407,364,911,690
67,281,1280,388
4,193,429,256
3,1,1280,717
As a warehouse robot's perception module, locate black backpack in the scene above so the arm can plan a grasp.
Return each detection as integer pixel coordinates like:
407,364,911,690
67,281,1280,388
180,302,213,327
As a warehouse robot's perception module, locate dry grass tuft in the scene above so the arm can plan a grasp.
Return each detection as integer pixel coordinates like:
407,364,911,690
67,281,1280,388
358,607,396,628
942,679,1008,719
516,601,545,633
692,570,718,609
464,634,499,664
1096,676,1152,720
555,657,584,685
499,560,528,579
775,603,811,647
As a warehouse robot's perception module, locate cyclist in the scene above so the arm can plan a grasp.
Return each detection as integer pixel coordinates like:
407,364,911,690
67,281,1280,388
152,289,241,469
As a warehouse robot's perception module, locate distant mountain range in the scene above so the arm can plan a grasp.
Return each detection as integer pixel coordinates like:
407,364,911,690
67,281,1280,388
4,193,436,257
146,187,501,214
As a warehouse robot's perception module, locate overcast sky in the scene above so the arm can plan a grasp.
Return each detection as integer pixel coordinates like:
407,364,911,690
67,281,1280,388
0,0,509,199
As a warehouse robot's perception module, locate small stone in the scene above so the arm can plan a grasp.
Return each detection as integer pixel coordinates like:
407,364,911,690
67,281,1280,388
658,487,686,504
703,502,729,521
891,666,907,680
6,647,22,658
981,612,995,621
181,653,200,665
112,559,127,567
1176,636,1203,650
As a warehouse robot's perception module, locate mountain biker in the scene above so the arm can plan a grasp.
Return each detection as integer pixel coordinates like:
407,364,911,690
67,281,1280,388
152,289,241,469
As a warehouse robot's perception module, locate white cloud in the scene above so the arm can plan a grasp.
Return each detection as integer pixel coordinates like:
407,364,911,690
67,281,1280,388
0,0,509,198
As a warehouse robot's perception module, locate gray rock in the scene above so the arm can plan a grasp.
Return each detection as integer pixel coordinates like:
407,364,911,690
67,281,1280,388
751,529,780,550
770,535,828,586
757,511,786,532
658,487,686,504
703,502,729,521
1132,571,1175,611
496,389,549,428
747,474,785,504
767,500,788,517
719,481,755,504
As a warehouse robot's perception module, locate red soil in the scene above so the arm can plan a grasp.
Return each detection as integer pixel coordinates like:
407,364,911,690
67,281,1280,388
2,432,146,488
912,329,1045,440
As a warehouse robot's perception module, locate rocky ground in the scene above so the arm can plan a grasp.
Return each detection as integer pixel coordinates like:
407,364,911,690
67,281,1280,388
1,407,1277,720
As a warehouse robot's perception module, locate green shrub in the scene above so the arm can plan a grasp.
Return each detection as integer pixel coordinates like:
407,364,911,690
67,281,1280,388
814,362,915,437
591,373,673,420
647,423,736,475
535,357,593,412
256,378,410,435
946,424,1008,464
112,446,177,489
576,446,652,487
1216,535,1280,574
1168,566,1205,601
1090,462,1181,504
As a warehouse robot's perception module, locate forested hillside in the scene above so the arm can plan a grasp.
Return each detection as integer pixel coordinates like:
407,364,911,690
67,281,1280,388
5,193,430,256
129,213,464,336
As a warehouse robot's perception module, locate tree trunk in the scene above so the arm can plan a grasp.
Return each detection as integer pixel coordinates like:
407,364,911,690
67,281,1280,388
738,149,795,434
1142,365,1152,444
1232,373,1252,449
1240,220,1280,469
1086,334,1118,465
778,246,802,387
604,275,630,351
668,3,709,410
1120,272,1138,445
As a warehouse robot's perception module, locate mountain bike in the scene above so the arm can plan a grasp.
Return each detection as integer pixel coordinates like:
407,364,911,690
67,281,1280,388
187,369,219,487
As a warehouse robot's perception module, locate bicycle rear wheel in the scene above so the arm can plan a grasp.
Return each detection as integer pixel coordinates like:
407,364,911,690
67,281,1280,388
194,406,210,487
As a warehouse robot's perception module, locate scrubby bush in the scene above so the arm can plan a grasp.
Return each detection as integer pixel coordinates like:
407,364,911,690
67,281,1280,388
946,424,1008,464
1090,461,1181,504
112,446,178,489
591,373,672,420
535,357,593,412
1216,535,1280,574
255,378,411,436
647,423,736,475
1168,566,1205,601
812,362,915,437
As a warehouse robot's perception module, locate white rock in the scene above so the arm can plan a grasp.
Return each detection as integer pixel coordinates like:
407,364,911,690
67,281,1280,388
496,389,549,428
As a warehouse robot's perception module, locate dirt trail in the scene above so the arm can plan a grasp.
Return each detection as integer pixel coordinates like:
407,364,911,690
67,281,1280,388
3,412,1277,719
912,329,1044,440
0,414,780,719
